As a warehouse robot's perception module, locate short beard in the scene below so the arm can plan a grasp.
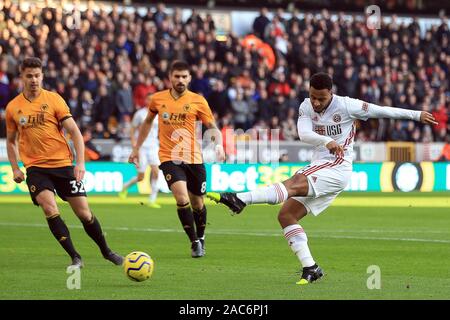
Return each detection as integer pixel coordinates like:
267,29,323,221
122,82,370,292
174,85,186,94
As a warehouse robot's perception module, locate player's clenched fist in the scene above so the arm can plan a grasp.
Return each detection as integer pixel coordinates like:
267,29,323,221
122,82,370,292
325,141,344,158
13,168,25,183
128,148,140,166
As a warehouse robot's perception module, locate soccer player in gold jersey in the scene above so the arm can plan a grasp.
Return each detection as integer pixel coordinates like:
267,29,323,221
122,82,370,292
129,60,225,257
6,57,123,268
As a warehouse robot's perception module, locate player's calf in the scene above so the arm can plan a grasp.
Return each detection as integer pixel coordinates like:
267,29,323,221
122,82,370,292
46,214,82,263
81,214,123,265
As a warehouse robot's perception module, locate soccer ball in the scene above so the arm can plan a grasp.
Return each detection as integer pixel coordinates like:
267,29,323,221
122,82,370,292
123,251,155,282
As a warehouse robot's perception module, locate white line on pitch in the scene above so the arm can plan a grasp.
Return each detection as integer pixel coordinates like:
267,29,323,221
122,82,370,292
0,222,449,244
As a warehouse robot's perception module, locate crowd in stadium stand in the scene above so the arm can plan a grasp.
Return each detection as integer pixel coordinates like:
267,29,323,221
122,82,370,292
0,1,449,143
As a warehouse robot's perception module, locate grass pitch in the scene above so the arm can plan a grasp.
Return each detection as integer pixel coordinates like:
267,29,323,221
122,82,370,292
0,192,449,300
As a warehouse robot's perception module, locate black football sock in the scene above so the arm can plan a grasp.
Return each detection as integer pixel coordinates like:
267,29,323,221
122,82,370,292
177,203,197,243
193,206,207,239
46,214,80,259
82,214,111,257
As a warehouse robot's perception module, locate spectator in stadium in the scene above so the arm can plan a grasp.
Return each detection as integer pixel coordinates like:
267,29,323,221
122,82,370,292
252,7,271,40
279,152,289,162
66,86,81,123
93,85,114,132
438,135,450,161
82,127,102,161
153,3,167,28
271,92,288,119
115,80,134,121
0,55,10,111
207,79,230,119
282,116,298,141
133,74,156,109
269,116,283,140
0,1,449,145
432,95,449,142
79,90,94,129
231,91,252,130
268,71,291,97
389,120,409,141
190,68,211,98
264,14,286,44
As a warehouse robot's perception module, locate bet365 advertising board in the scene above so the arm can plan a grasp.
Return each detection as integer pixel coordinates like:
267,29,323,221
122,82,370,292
0,162,449,194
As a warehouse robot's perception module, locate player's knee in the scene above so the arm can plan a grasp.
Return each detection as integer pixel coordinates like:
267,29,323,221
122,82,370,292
137,173,145,182
175,195,190,206
191,201,204,211
287,174,309,196
150,169,159,180
77,209,93,223
40,202,59,217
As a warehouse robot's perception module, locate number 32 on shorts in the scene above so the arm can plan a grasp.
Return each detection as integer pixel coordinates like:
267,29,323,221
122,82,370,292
70,180,86,193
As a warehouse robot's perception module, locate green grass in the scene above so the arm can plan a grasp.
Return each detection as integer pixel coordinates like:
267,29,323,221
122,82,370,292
0,193,449,300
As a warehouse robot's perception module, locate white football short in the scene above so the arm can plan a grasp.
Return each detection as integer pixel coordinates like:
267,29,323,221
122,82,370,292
292,158,352,216
138,146,160,173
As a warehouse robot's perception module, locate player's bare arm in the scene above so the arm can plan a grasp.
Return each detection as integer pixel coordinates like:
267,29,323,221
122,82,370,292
128,111,156,165
129,124,138,148
62,117,85,182
6,129,25,183
204,122,226,162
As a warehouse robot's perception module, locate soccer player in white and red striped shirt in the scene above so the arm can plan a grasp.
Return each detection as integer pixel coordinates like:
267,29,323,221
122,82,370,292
208,72,438,284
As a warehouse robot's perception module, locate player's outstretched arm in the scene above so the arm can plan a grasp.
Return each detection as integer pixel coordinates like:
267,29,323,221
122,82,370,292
346,97,437,124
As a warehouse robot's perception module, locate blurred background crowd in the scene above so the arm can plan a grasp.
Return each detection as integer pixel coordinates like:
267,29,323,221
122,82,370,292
0,0,449,143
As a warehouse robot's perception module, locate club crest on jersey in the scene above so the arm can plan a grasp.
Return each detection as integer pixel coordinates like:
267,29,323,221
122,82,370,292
183,104,191,112
19,116,27,126
30,185,36,193
40,104,49,112
162,112,170,120
165,174,172,181
333,114,341,123
362,102,369,112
